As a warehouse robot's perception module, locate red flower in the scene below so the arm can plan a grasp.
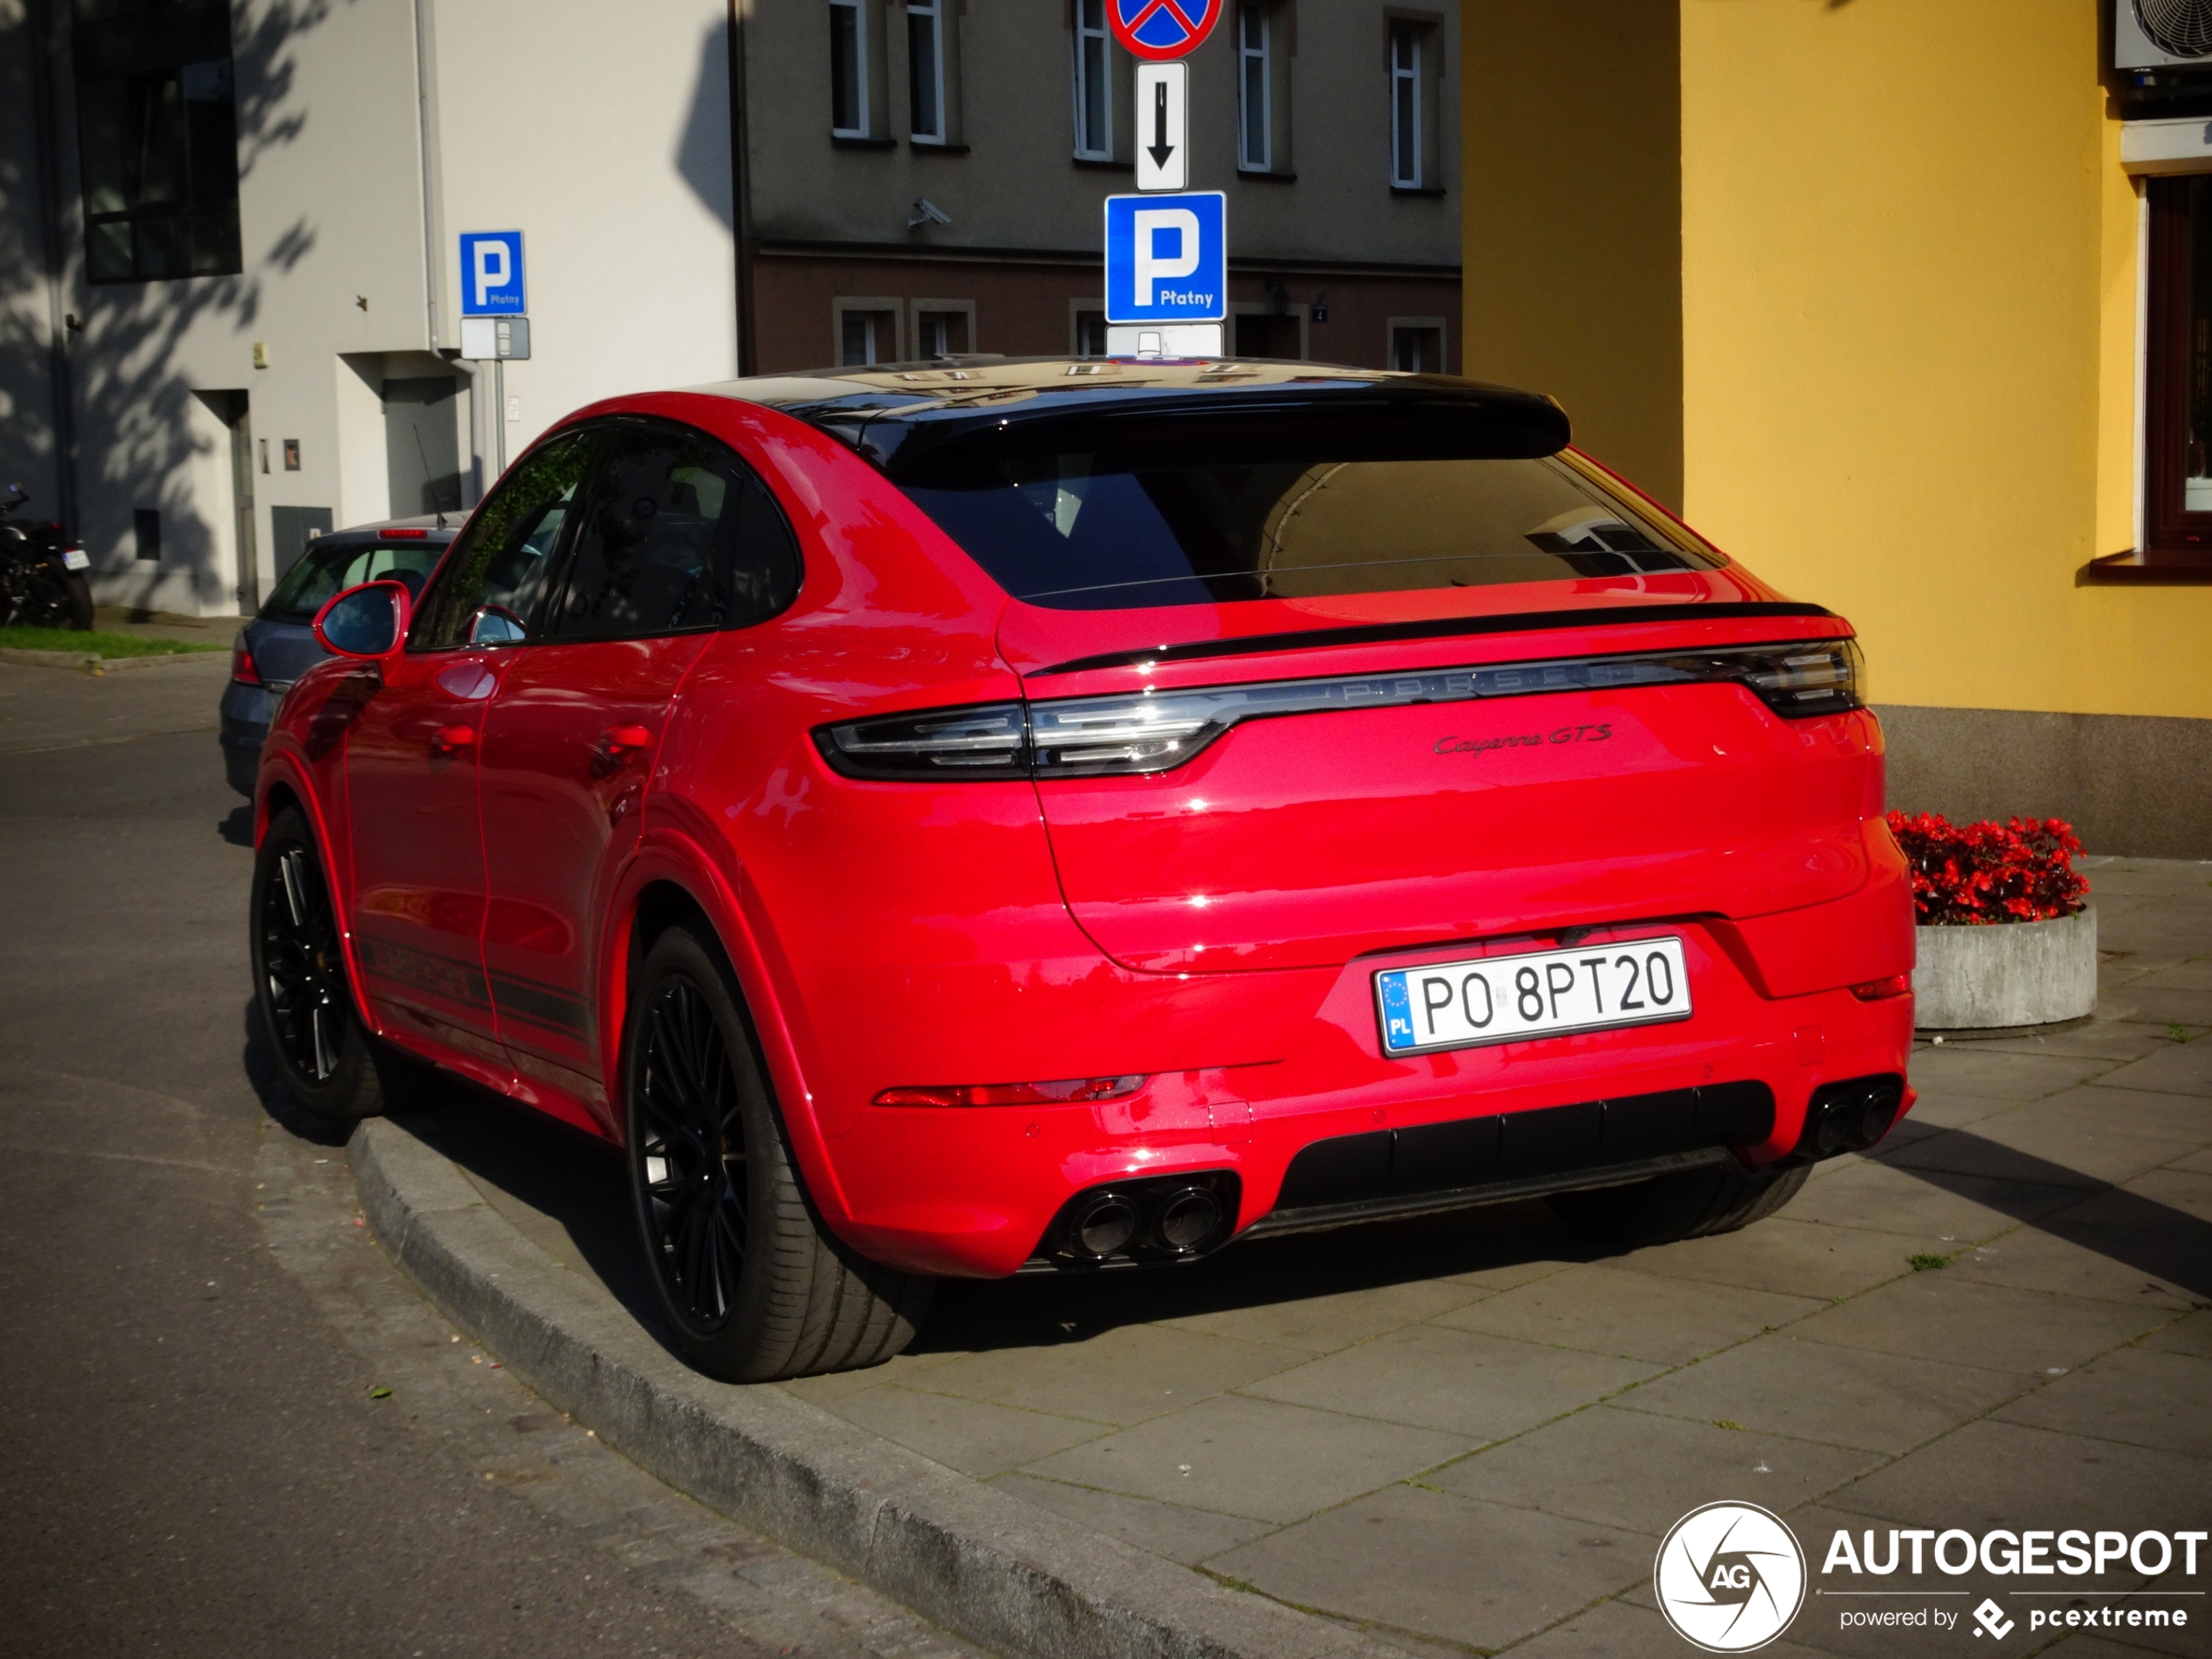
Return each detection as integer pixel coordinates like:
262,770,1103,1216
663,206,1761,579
1884,811,2089,927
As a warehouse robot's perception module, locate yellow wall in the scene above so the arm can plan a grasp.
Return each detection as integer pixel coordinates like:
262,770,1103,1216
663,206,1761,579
1677,0,2212,719
1460,0,1685,507
1462,0,2212,721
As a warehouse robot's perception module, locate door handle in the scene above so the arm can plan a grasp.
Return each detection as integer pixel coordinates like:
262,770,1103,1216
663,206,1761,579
430,724,476,755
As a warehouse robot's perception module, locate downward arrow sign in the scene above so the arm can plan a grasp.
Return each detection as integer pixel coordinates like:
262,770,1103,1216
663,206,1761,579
1149,79,1175,170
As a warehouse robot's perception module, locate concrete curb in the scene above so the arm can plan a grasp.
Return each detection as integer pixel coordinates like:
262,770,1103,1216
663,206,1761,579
353,1117,1395,1659
0,645,228,671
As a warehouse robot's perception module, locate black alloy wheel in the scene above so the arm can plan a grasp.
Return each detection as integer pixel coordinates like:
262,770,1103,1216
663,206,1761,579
249,808,423,1121
622,921,933,1382
633,974,749,1330
261,837,347,1087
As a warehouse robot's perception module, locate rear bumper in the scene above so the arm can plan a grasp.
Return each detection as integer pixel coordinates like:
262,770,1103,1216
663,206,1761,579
219,680,273,797
816,912,1915,1278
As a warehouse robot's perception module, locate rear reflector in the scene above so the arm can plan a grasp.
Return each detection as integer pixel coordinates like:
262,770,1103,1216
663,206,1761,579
230,634,263,686
379,527,429,539
817,638,1867,782
874,1075,1146,1108
1847,974,1912,1001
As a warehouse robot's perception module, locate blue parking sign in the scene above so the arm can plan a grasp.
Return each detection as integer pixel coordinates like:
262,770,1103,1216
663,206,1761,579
1103,192,1224,325
459,231,525,316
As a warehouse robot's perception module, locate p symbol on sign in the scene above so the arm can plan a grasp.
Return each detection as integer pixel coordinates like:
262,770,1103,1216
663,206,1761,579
1134,209,1199,306
473,241,508,308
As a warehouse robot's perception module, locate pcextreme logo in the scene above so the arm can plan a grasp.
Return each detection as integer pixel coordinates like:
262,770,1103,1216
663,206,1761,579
1654,1502,1808,1653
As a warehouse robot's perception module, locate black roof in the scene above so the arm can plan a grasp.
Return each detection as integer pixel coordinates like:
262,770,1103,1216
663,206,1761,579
689,358,1570,479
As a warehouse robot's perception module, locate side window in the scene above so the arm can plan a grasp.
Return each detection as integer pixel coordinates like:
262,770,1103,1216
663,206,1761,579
411,430,597,650
547,424,801,642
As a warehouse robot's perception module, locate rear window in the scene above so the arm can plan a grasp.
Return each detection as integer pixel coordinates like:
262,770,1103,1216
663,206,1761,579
897,452,1718,610
262,536,448,621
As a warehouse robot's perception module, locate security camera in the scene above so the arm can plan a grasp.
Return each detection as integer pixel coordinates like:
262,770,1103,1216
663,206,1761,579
907,198,952,228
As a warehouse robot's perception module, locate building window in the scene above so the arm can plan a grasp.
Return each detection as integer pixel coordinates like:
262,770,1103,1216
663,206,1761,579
1073,0,1111,159
835,298,902,365
133,507,160,561
830,0,869,136
908,0,946,143
1388,318,1445,373
73,0,242,283
1389,23,1421,187
910,299,974,357
2142,177,2212,560
1073,307,1108,357
1238,3,1270,172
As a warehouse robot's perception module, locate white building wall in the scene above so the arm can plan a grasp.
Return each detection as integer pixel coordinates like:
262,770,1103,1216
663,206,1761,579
426,0,738,468
25,0,737,617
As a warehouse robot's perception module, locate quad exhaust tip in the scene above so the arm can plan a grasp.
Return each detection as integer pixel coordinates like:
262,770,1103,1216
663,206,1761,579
1796,1074,1905,1162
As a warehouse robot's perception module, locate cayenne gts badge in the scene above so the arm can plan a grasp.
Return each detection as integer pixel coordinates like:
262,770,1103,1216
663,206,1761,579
1433,723,1612,757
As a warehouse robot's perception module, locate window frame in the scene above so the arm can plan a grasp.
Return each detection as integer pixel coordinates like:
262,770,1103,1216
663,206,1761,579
909,298,977,359
2140,176,2212,565
1238,2,1271,173
408,428,601,652
533,416,806,645
907,0,948,145
830,0,870,138
833,295,905,365
1072,0,1112,160
1388,22,1421,189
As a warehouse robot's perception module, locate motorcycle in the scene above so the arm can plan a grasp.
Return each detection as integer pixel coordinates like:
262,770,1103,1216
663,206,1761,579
0,483,94,631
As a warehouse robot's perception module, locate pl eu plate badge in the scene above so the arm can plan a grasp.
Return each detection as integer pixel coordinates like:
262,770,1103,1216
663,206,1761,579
1109,0,1224,61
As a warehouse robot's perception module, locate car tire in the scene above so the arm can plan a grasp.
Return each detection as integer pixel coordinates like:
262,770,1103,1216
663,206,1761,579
623,921,933,1382
251,806,431,1122
1544,1158,1810,1250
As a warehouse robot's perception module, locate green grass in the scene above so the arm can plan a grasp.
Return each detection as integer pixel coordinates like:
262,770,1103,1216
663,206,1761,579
1909,1252,1952,1272
0,624,226,658
2168,1022,2195,1044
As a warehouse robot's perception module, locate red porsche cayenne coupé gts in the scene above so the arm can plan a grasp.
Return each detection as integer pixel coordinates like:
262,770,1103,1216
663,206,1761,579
251,360,1914,1380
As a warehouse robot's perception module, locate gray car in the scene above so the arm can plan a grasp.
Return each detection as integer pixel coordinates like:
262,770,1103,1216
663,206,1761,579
220,516,458,795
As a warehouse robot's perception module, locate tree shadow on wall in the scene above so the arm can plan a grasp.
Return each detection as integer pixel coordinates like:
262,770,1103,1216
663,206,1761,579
2,0,345,615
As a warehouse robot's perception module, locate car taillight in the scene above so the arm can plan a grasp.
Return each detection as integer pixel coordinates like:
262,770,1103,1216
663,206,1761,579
813,638,1866,782
873,1076,1147,1108
379,527,429,539
231,633,263,686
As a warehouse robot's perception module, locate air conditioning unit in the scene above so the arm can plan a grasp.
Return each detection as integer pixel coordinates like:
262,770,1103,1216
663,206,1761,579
2118,0,2212,70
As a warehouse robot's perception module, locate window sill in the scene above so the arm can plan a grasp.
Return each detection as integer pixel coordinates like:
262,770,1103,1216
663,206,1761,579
1389,183,1447,198
832,134,898,150
1072,156,1134,172
908,139,970,155
1238,168,1298,183
2080,550,2212,583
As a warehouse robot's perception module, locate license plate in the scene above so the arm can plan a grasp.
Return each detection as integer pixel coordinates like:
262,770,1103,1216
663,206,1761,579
60,548,90,570
1376,935,1692,1057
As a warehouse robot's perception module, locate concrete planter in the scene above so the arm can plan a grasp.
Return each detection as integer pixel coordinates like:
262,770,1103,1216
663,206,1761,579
1912,905,2098,1031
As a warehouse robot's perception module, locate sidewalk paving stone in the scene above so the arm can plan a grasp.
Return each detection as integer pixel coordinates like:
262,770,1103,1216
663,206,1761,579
1900,1047,2124,1101
1205,1484,1648,1651
897,1320,1305,1427
1999,1086,2212,1146
1024,1393,1468,1523
1812,1420,2209,1533
1428,1403,1881,1536
2087,1038,2212,1098
2140,1311,2212,1356
1784,1274,2167,1373
1613,1334,2034,1454
1991,1345,2212,1458
1426,1262,1824,1366
985,1472,1276,1566
810,1384,1104,1479
1613,1215,1952,1301
1241,1322,1662,1440
1943,1222,2202,1308
1151,1278,1494,1353
1781,1155,2084,1243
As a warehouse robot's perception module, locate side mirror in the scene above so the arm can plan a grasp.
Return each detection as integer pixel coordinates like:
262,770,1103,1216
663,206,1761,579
313,579,412,658
467,604,527,646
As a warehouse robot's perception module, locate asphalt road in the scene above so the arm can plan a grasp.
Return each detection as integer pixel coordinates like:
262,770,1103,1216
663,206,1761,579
0,659,773,1657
